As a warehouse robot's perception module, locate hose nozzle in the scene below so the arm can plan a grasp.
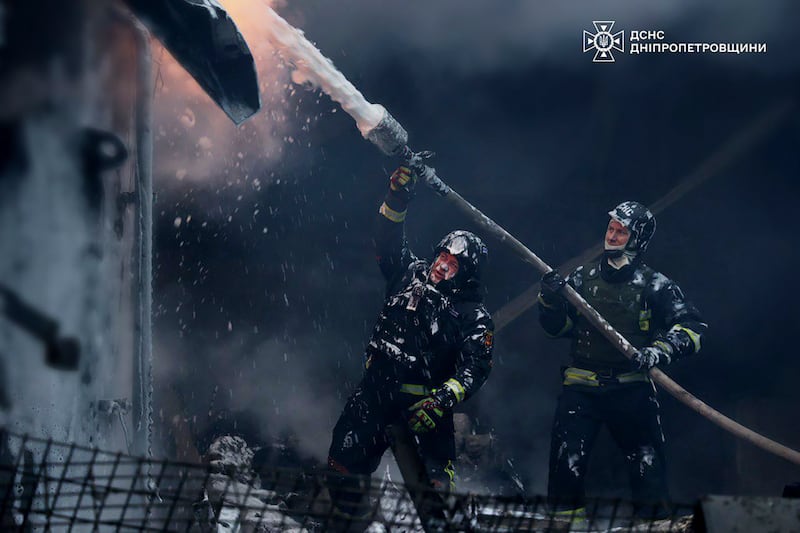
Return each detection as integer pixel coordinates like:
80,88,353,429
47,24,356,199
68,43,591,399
363,106,408,156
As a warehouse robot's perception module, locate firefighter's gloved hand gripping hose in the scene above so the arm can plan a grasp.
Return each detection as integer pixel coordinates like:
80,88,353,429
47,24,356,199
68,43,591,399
256,0,800,487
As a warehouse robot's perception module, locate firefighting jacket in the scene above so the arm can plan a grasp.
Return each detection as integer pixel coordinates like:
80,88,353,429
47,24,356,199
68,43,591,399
366,191,494,402
539,259,706,371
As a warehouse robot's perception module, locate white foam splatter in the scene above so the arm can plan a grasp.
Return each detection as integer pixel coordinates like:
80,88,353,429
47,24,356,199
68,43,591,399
259,3,385,136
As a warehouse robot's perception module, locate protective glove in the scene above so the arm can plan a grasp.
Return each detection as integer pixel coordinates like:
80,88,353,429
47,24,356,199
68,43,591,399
662,325,701,357
388,166,417,203
631,340,674,370
539,269,567,307
407,387,455,434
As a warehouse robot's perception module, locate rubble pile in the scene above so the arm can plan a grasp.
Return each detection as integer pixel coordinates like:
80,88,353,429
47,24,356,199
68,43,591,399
196,435,307,533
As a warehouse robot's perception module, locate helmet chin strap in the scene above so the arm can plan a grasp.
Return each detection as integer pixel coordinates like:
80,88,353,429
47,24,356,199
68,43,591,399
604,243,637,269
607,255,631,270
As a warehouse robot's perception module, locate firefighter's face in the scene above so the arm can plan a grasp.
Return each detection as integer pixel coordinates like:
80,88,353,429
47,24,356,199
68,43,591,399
429,252,460,285
605,219,631,248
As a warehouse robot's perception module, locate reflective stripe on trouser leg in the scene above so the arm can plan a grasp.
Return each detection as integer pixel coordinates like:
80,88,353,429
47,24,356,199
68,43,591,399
429,459,456,491
445,460,456,491
416,410,456,492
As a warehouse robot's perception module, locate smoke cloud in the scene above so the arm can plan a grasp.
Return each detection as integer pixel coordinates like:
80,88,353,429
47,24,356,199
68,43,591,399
152,0,300,191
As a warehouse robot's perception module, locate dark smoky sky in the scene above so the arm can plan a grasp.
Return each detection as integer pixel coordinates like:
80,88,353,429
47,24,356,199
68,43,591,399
152,0,800,500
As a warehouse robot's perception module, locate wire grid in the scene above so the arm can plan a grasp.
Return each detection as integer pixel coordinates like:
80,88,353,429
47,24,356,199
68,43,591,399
0,429,694,531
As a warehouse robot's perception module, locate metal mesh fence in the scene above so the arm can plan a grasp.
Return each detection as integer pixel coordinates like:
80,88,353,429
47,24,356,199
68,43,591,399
0,428,694,531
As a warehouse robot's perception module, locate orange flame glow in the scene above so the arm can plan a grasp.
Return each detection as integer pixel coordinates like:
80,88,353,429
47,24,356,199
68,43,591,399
153,0,296,185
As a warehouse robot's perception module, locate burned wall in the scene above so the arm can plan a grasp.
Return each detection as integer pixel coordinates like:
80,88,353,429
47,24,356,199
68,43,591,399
0,0,150,455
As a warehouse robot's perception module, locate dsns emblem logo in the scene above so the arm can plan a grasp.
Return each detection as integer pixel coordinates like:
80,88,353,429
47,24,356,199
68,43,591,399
583,21,624,63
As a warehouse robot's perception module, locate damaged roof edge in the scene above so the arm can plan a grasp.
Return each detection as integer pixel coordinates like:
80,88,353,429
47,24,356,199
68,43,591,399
123,0,261,125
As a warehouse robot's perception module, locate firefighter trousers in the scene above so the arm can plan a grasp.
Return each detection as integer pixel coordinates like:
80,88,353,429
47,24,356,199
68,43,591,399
547,383,669,509
326,373,455,519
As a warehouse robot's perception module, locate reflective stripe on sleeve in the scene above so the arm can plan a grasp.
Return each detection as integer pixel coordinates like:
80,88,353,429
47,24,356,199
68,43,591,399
379,202,406,222
443,378,466,403
671,324,702,353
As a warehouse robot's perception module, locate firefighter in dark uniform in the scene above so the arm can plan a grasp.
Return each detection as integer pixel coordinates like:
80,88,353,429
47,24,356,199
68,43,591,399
326,166,494,526
538,201,706,517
